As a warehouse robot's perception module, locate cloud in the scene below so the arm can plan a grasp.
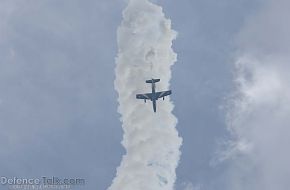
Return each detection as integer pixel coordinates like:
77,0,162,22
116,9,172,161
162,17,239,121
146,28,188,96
222,0,290,189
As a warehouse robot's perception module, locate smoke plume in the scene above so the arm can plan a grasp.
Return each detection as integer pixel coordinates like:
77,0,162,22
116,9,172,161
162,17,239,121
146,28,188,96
108,0,182,189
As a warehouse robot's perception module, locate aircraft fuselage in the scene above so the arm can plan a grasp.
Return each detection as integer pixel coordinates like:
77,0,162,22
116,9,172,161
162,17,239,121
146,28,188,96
151,82,157,112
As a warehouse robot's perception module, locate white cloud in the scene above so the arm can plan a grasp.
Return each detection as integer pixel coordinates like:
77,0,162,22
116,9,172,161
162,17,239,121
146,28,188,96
222,0,290,189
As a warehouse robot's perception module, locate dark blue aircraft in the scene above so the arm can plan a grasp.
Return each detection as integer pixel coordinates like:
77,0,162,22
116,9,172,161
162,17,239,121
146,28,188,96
136,78,172,112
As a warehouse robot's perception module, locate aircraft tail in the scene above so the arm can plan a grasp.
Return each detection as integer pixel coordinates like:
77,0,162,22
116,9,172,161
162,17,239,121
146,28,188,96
146,78,160,83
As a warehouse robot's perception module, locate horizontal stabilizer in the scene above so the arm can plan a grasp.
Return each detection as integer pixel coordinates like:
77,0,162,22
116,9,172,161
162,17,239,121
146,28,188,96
146,78,160,83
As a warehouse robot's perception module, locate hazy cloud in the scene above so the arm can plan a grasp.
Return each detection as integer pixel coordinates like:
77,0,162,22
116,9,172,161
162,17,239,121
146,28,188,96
223,0,290,189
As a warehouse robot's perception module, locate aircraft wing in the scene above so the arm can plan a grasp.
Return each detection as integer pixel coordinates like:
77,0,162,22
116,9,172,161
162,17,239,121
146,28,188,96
155,90,171,99
136,93,153,100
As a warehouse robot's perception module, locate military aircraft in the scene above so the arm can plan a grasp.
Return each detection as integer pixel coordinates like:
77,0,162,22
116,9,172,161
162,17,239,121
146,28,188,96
136,78,171,112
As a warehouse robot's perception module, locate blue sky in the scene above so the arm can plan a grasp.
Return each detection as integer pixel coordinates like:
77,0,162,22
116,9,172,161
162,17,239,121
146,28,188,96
2,0,289,190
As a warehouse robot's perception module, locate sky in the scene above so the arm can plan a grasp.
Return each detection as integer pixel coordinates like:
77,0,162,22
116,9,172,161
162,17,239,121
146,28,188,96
1,0,289,190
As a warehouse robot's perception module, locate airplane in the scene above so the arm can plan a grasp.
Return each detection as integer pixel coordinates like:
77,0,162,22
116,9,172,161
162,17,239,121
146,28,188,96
136,78,172,112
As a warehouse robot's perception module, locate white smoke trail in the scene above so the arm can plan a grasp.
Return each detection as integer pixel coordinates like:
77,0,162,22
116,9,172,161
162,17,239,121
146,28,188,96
223,0,290,189
109,0,182,189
